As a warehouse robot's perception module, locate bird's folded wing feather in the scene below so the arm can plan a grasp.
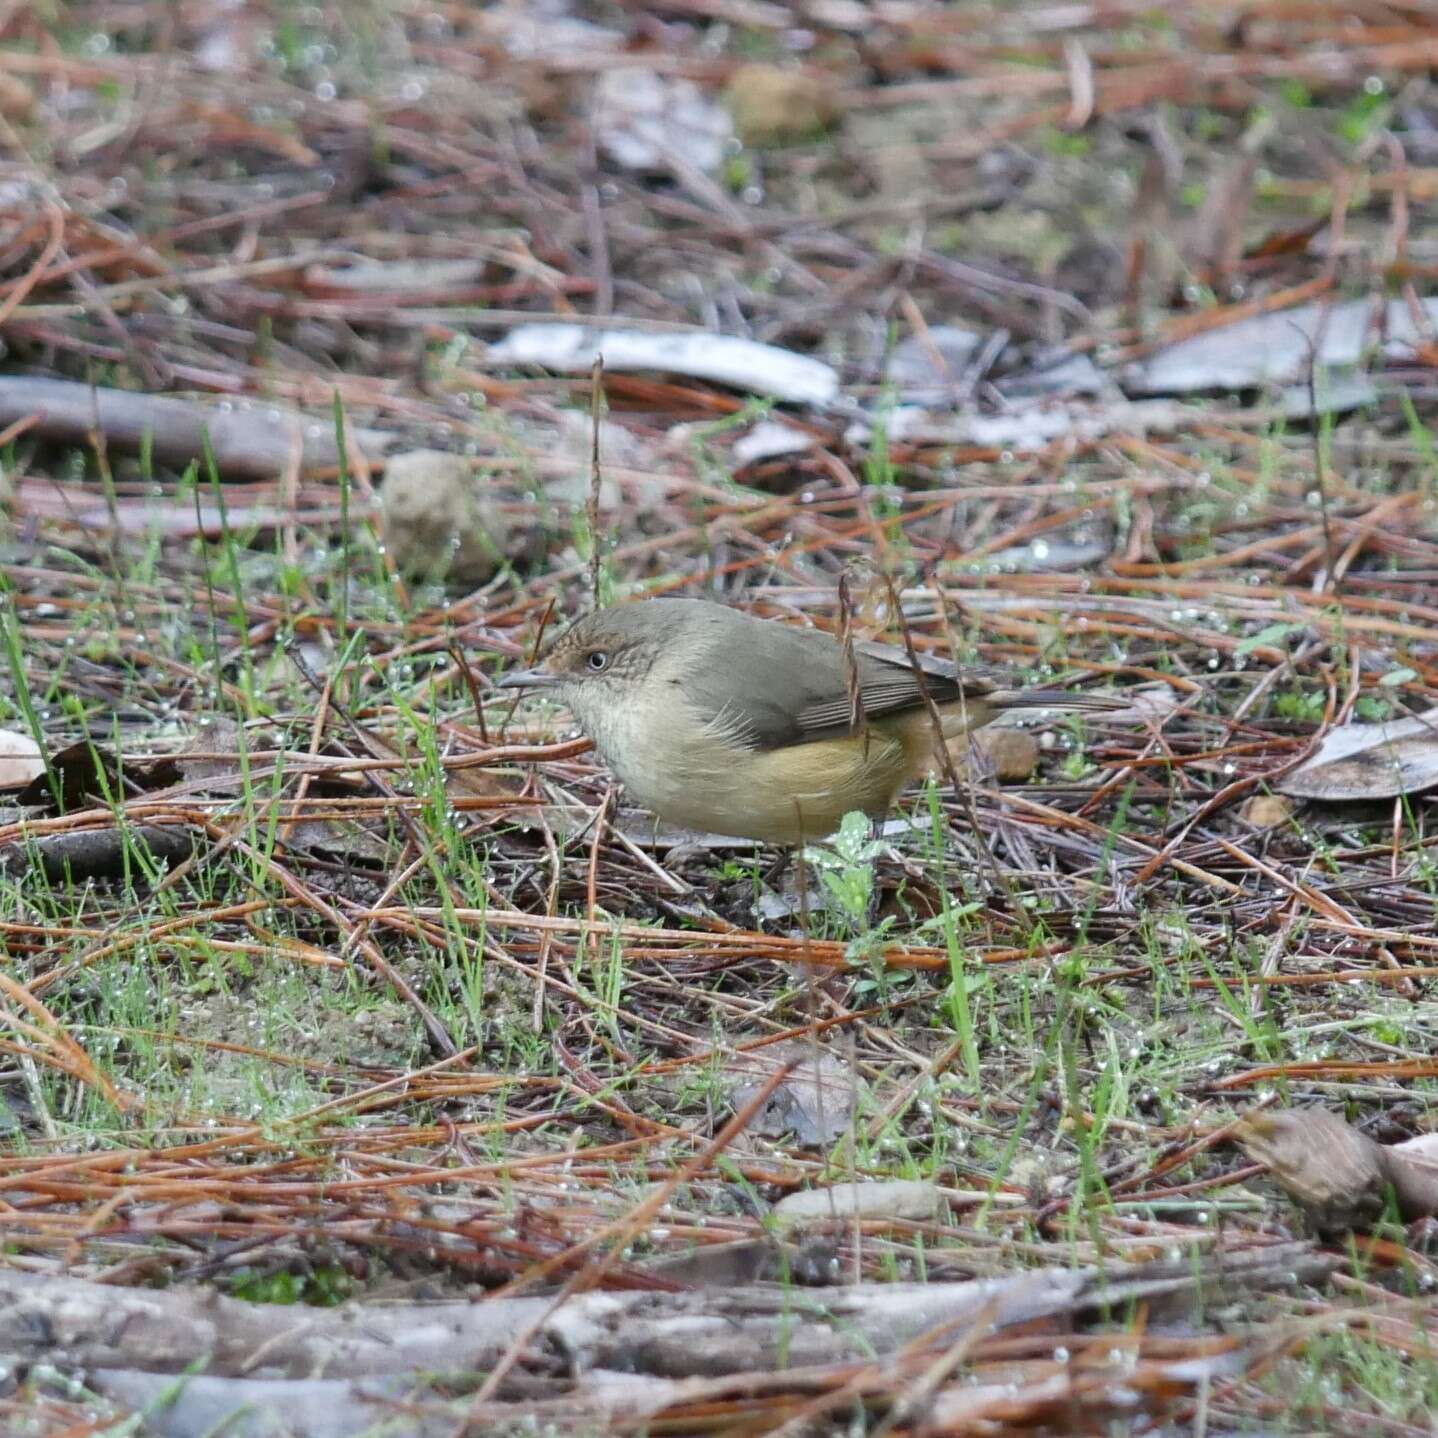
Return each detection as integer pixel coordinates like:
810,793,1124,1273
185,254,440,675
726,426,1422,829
796,645,998,736
680,624,992,750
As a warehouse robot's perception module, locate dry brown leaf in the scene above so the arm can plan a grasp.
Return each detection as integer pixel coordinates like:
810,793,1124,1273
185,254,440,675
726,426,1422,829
282,817,392,865
16,741,182,812
728,1041,857,1147
1277,709,1438,801
444,763,523,803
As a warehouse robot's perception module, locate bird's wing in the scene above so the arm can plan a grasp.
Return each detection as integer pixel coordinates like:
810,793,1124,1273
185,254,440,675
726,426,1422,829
679,619,990,751
794,641,999,737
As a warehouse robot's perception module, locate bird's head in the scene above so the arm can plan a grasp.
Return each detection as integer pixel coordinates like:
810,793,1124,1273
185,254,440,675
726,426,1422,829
498,603,688,715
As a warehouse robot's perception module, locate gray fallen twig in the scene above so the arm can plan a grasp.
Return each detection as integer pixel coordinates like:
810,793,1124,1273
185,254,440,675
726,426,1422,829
0,1243,1334,1384
0,376,395,480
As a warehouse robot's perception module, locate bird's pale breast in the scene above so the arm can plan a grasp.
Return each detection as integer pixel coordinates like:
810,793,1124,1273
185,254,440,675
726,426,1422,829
584,691,921,844
563,639,988,844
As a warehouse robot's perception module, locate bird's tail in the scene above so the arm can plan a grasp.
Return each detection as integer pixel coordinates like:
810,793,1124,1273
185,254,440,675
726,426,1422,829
990,688,1129,714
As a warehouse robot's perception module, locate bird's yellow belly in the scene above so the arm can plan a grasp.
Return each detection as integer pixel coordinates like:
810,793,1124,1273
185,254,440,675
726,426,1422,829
627,726,921,845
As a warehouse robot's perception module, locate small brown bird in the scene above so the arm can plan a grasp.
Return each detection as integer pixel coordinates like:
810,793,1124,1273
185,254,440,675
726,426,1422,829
500,598,1124,845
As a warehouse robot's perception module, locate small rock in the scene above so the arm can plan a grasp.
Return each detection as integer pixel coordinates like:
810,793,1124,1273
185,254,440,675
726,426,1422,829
980,728,1041,782
1241,794,1294,829
725,64,836,147
379,450,511,587
939,727,1040,784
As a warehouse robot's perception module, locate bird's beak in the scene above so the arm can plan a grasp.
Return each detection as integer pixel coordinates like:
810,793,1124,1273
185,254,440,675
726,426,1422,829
499,667,560,691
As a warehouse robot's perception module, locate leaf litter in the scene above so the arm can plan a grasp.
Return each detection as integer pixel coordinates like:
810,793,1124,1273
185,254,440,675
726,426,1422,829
2,1,1438,1433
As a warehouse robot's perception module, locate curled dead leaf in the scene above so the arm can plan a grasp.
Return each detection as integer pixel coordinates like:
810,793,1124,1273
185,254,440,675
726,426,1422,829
1235,1108,1438,1231
1277,709,1438,801
728,1041,857,1147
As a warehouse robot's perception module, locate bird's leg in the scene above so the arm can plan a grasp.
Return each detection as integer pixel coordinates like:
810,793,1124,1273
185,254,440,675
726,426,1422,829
759,844,792,893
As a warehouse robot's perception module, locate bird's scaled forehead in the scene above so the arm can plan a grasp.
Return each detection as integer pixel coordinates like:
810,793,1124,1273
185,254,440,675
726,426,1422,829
548,615,608,654
542,610,644,668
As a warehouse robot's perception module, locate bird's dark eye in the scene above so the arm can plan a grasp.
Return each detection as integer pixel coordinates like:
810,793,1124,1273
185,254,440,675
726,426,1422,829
586,650,609,672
